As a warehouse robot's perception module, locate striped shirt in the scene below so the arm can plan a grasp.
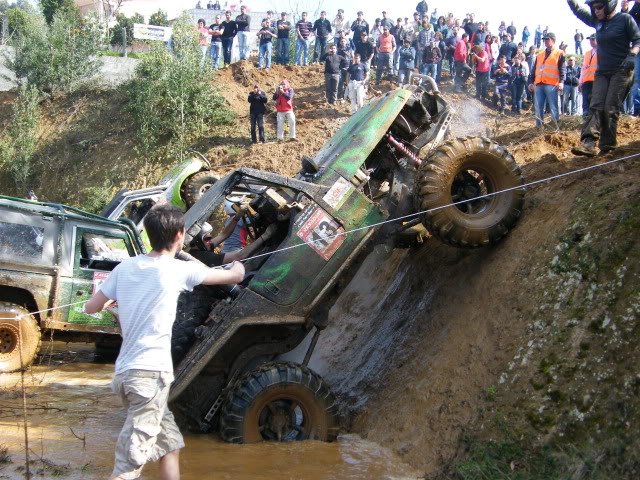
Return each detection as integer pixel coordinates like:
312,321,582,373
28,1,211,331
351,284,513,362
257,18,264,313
296,20,313,39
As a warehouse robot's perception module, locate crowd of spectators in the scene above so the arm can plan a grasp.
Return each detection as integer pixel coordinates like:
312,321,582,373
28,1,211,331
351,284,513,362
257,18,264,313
195,1,639,141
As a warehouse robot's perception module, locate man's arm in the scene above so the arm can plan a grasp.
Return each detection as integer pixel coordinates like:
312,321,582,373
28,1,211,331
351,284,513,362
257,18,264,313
85,290,113,314
223,224,277,263
202,261,245,285
567,0,597,27
211,211,244,247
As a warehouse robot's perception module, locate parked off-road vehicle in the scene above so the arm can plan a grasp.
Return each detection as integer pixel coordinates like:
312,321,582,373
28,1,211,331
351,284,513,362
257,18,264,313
167,85,525,443
0,198,145,372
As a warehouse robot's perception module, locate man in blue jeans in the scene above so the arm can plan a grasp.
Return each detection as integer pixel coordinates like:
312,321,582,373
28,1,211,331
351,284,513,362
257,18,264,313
220,10,237,67
235,5,251,60
257,18,277,69
312,11,332,63
276,12,291,65
528,32,566,127
295,12,313,66
208,14,223,69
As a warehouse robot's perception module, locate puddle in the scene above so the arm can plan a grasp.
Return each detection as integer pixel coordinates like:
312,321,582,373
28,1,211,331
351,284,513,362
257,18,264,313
0,342,420,479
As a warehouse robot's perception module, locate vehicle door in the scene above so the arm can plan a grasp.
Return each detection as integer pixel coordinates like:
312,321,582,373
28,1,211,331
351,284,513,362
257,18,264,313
66,225,136,331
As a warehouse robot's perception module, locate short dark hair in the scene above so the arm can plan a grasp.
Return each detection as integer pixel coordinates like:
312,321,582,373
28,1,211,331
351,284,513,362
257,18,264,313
143,205,184,252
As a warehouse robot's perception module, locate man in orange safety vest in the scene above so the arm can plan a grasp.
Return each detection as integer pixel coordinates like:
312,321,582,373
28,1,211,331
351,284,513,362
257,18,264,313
528,32,566,128
579,34,598,117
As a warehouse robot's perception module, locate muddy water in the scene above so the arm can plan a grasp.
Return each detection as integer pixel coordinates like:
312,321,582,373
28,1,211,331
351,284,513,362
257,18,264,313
0,342,419,480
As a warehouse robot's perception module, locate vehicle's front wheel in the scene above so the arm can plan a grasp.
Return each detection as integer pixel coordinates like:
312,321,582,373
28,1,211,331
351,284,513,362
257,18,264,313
183,171,220,208
220,362,339,443
415,136,525,248
0,302,41,373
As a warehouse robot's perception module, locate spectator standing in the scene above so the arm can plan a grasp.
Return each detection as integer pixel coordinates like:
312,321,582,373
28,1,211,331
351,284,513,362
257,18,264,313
471,22,487,46
376,26,396,84
312,11,332,64
493,56,512,113
511,56,528,114
381,11,394,29
436,32,446,83
574,29,584,54
445,28,461,76
422,40,441,79
322,44,349,104
208,15,223,69
430,8,438,27
351,12,370,49
522,26,530,47
528,32,566,128
337,38,353,101
197,19,209,65
564,56,581,114
472,45,491,101
417,20,435,71
453,33,471,92
273,80,296,141
346,53,370,113
534,25,543,48
506,21,517,39
235,5,251,60
464,13,479,39
398,38,416,84
356,32,375,69
213,0,220,8
295,12,313,66
499,34,518,64
622,0,640,115
248,85,267,143
332,9,349,45
391,18,406,74
568,0,640,155
526,45,537,102
370,18,383,66
276,12,291,65
416,0,429,19
579,34,598,117
257,19,276,70
434,16,448,38
220,11,237,67
207,0,213,8
84,205,245,480
498,21,507,42
491,36,500,65
337,29,355,50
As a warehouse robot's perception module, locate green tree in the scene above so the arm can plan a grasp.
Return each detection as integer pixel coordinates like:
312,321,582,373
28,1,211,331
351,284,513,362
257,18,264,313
110,12,144,46
7,6,103,95
125,11,232,164
149,9,169,27
0,84,41,193
39,0,75,24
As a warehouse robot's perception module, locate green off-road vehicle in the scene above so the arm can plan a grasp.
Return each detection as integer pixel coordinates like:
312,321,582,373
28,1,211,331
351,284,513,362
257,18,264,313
167,84,526,443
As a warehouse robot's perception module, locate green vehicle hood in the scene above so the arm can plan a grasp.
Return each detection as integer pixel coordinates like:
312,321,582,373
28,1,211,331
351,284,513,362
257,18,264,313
314,89,411,182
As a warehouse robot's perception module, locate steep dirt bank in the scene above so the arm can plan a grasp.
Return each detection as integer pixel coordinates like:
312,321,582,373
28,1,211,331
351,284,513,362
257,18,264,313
304,121,640,477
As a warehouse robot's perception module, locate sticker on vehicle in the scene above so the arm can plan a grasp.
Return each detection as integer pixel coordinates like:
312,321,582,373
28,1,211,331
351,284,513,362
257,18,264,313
296,207,345,261
323,177,354,210
92,271,110,294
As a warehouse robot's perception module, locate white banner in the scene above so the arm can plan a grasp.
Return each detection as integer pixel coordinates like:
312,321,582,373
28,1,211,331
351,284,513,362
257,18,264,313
133,23,172,42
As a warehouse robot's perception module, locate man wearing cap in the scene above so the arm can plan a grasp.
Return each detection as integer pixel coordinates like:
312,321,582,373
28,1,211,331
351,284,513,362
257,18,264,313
397,38,416,84
351,12,370,50
528,32,566,128
579,34,598,116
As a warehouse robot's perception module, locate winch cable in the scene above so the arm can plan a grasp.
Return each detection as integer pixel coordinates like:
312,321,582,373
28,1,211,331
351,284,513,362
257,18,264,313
1,150,637,321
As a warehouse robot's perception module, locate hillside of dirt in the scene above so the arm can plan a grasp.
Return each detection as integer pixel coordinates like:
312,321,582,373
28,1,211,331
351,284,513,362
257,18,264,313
1,61,640,479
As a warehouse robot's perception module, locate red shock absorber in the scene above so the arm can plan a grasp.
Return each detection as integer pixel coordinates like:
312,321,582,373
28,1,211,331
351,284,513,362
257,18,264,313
385,133,422,167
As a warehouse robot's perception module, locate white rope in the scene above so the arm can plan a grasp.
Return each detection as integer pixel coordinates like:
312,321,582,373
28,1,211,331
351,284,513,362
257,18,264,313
1,151,637,321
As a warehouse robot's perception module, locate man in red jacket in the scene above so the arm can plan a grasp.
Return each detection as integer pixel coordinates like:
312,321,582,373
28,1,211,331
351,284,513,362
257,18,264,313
272,79,297,141
454,33,472,92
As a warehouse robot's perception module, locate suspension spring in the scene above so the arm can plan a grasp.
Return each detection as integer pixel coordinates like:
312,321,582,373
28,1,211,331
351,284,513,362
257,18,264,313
385,133,422,167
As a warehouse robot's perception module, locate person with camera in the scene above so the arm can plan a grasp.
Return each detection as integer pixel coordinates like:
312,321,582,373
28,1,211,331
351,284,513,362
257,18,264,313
568,0,640,156
248,84,267,144
273,79,296,141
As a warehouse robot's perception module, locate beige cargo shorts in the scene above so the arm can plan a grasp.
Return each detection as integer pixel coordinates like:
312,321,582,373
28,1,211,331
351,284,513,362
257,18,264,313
111,369,185,479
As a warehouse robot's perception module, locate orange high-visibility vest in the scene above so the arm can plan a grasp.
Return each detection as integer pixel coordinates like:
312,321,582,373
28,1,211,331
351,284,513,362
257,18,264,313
580,48,598,84
534,49,563,86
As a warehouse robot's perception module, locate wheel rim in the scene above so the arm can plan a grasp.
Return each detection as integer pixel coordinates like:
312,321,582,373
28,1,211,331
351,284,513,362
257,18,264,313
450,167,496,215
0,326,18,355
198,183,213,196
256,395,311,441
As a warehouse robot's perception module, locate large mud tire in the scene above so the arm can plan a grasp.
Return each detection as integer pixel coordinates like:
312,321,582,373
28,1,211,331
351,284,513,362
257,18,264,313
0,302,41,373
415,136,524,248
220,362,339,443
171,287,215,365
183,171,219,208
394,223,430,248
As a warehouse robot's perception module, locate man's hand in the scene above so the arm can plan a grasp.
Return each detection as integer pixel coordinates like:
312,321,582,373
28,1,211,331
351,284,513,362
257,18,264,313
558,82,564,93
621,53,637,73
528,84,535,92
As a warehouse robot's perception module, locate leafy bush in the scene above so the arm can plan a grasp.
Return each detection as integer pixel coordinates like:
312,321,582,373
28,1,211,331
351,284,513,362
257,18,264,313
149,9,169,27
110,12,144,46
6,4,33,36
7,5,103,95
125,12,233,163
39,0,75,24
0,84,41,193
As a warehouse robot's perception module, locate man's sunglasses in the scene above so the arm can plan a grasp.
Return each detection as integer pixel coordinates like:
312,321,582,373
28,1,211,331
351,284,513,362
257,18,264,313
593,4,605,10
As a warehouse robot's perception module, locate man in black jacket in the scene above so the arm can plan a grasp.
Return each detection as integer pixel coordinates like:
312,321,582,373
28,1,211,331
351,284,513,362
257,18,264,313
312,11,332,64
499,34,518,64
321,44,349,104
248,85,267,143
563,56,581,115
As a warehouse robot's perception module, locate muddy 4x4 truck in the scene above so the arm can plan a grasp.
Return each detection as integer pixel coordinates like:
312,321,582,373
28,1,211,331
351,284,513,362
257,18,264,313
167,85,526,443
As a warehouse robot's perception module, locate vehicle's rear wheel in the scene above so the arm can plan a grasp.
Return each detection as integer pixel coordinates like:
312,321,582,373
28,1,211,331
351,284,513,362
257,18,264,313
220,362,339,443
183,171,219,208
171,287,216,365
415,136,525,248
0,302,41,373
